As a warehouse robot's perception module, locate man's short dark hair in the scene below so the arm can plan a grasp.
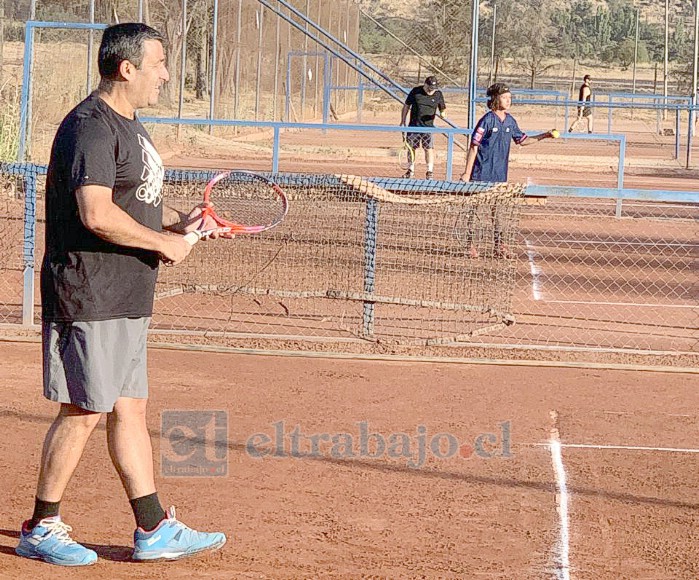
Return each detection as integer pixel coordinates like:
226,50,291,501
583,74,591,82
98,22,164,80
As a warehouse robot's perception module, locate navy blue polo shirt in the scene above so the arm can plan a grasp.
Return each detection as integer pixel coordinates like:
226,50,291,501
470,111,527,182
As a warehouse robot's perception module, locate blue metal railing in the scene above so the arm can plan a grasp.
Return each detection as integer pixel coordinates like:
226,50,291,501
3,161,697,334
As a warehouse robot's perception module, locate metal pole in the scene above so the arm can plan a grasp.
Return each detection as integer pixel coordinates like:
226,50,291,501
314,0,321,118
687,0,699,167
468,0,480,128
208,0,219,134
234,0,242,125
663,0,669,122
301,0,310,116
87,0,95,97
138,0,144,22
273,11,280,120
25,1,37,160
177,0,187,131
344,0,350,113
632,8,639,95
488,3,496,86
0,2,4,86
255,6,264,120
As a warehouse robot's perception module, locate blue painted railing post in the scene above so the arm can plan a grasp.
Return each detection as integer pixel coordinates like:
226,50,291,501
615,135,626,218
675,109,680,160
18,23,35,161
357,73,364,123
687,104,695,168
322,54,332,129
362,198,378,338
273,126,280,173
285,55,292,122
22,171,37,326
446,134,454,180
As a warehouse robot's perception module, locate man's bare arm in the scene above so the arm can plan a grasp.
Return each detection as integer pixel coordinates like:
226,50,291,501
76,185,191,264
400,103,410,125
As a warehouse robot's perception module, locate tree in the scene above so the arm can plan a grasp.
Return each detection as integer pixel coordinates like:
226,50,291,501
411,0,471,75
616,38,649,70
511,0,556,87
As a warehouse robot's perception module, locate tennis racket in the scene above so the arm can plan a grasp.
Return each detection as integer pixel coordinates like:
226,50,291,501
398,134,415,171
183,171,289,245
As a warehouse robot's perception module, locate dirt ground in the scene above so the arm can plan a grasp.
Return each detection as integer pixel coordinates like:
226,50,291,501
0,341,698,579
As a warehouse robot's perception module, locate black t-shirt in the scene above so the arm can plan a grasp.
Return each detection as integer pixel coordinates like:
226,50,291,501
41,93,164,322
405,87,446,127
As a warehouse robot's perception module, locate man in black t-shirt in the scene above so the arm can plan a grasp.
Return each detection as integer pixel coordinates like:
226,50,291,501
400,75,446,179
568,74,593,133
16,23,227,567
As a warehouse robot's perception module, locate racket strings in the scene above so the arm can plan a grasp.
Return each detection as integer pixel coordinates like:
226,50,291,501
211,179,286,227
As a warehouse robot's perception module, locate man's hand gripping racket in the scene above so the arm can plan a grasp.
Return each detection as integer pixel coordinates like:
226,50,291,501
183,170,289,245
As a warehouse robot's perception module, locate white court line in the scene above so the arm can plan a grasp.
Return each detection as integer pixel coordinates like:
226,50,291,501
525,239,544,301
540,239,699,248
543,300,696,309
550,443,699,454
548,411,571,580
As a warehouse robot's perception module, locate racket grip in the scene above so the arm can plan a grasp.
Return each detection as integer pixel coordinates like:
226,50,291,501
183,231,201,245
183,227,232,245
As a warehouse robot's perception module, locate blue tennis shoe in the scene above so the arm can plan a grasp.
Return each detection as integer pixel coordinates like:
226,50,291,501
16,516,98,566
132,506,226,561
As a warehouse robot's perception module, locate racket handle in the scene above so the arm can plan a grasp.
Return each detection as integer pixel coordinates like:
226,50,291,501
183,231,201,245
183,227,232,245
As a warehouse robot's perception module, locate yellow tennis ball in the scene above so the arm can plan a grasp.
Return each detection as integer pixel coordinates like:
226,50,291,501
551,129,560,138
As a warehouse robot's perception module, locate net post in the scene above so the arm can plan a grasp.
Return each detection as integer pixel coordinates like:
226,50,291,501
362,198,379,338
22,168,37,326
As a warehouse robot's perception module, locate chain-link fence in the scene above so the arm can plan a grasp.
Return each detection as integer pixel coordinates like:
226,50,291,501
1,163,697,362
6,0,361,163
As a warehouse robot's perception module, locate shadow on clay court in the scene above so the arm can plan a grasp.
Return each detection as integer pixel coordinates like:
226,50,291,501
3,409,699,513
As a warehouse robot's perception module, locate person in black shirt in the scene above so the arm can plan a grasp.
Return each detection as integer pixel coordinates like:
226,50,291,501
568,74,593,133
400,75,446,179
16,23,227,567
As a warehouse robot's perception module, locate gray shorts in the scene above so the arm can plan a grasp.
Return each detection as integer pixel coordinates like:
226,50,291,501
407,131,434,150
42,317,151,412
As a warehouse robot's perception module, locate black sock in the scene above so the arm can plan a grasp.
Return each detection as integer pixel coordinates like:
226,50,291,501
129,493,167,531
29,497,61,529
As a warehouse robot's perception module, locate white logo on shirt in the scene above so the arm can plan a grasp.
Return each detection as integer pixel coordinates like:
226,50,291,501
492,127,499,133
136,134,164,207
506,128,511,133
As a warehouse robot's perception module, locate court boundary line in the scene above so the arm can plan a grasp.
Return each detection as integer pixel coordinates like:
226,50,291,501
548,410,571,580
543,300,696,309
525,239,544,301
536,442,699,454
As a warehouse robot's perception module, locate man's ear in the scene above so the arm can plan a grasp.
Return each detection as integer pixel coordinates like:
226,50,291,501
117,59,137,81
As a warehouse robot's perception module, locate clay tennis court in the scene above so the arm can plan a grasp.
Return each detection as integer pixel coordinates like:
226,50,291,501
1,109,697,578
0,341,697,578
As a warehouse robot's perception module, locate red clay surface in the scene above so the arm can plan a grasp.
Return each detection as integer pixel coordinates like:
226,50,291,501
0,342,698,579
